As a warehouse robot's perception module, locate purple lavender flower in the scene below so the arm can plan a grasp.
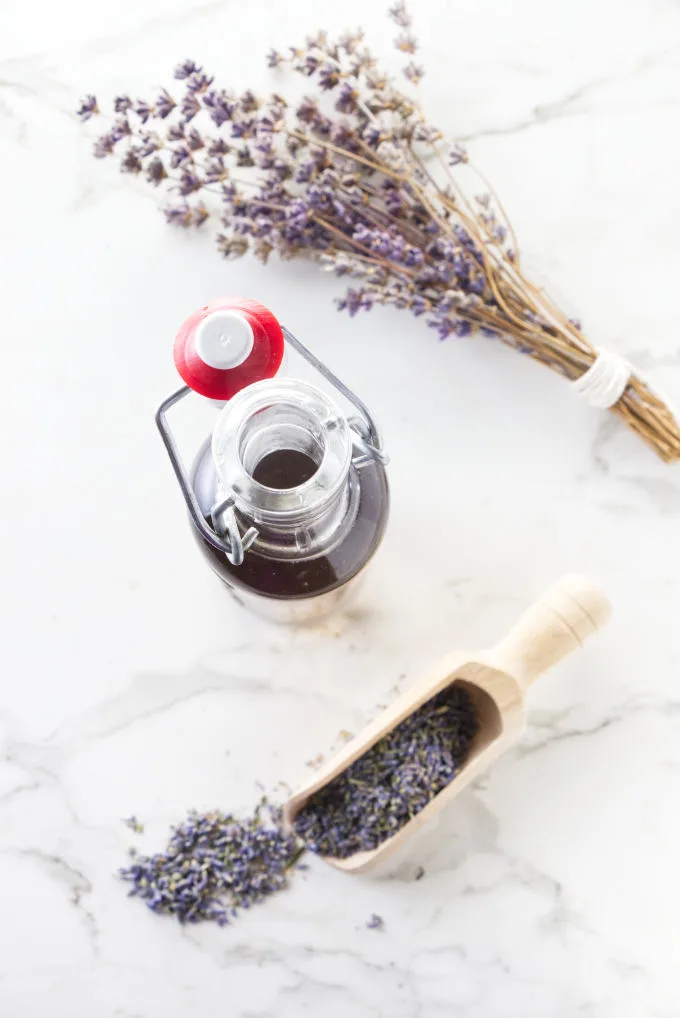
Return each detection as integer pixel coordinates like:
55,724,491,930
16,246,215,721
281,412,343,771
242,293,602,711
122,815,144,833
448,143,467,166
167,122,185,141
207,137,230,156
235,146,255,168
296,96,319,124
133,99,152,124
174,59,200,80
395,32,417,54
230,118,255,140
169,145,191,169
181,93,201,121
120,149,143,175
239,90,259,113
338,29,364,54
192,202,209,227
335,82,358,114
110,117,131,142
146,157,167,186
155,89,176,119
217,234,249,257
318,63,341,90
337,288,374,316
138,133,161,157
202,89,235,127
93,131,116,158
187,70,214,94
302,53,320,76
267,48,283,68
177,168,201,194
366,913,385,930
410,295,430,316
186,127,204,151
402,61,424,85
77,94,98,121
113,95,132,115
204,157,228,183
164,203,193,227
388,1,411,28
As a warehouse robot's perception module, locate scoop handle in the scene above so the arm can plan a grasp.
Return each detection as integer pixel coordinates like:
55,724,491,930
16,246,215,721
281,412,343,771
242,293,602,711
489,574,611,689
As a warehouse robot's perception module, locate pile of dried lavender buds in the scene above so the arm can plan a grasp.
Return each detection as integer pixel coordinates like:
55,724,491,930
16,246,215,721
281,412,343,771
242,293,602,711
120,803,302,926
294,684,478,859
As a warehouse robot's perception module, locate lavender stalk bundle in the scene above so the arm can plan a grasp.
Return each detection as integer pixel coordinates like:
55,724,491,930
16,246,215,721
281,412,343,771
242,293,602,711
294,684,479,859
80,3,680,462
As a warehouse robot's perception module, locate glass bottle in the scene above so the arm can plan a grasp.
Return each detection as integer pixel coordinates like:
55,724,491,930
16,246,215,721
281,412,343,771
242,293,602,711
157,300,390,623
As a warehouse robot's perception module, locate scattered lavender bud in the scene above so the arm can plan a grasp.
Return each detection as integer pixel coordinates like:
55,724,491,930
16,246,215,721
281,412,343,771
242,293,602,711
122,815,144,834
414,866,425,881
367,913,385,930
294,685,478,859
77,94,98,121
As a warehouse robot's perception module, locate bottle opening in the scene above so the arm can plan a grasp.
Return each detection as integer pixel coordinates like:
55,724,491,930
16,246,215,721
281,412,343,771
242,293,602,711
252,450,319,490
238,402,327,492
212,378,352,520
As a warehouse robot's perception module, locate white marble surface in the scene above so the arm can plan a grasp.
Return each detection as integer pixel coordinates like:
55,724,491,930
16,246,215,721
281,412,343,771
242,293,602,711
2,0,680,1014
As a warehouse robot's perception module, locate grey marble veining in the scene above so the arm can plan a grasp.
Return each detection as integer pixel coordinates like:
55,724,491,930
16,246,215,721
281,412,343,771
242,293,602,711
1,0,680,1015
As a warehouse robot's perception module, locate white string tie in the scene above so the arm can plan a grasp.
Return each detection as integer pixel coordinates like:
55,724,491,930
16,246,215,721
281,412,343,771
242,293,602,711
571,348,632,409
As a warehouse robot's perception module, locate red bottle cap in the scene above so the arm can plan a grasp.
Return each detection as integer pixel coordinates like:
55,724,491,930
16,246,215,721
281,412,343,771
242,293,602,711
173,297,285,400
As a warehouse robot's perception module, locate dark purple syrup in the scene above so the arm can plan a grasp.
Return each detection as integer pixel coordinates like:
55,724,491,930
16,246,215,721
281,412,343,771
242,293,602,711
191,445,389,600
251,449,318,489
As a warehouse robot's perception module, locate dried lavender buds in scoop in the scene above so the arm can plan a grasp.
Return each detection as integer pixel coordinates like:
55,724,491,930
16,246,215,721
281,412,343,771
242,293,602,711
293,685,479,859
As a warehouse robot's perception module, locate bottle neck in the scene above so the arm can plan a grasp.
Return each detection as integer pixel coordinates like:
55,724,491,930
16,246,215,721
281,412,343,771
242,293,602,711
211,379,355,559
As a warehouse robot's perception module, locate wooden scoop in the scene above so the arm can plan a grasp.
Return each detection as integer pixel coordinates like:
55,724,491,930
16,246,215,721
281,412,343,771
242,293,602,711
284,574,610,874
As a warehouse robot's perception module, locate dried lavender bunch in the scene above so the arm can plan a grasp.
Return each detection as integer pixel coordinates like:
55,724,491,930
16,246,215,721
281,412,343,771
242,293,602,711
120,802,302,925
294,684,478,859
79,4,680,462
